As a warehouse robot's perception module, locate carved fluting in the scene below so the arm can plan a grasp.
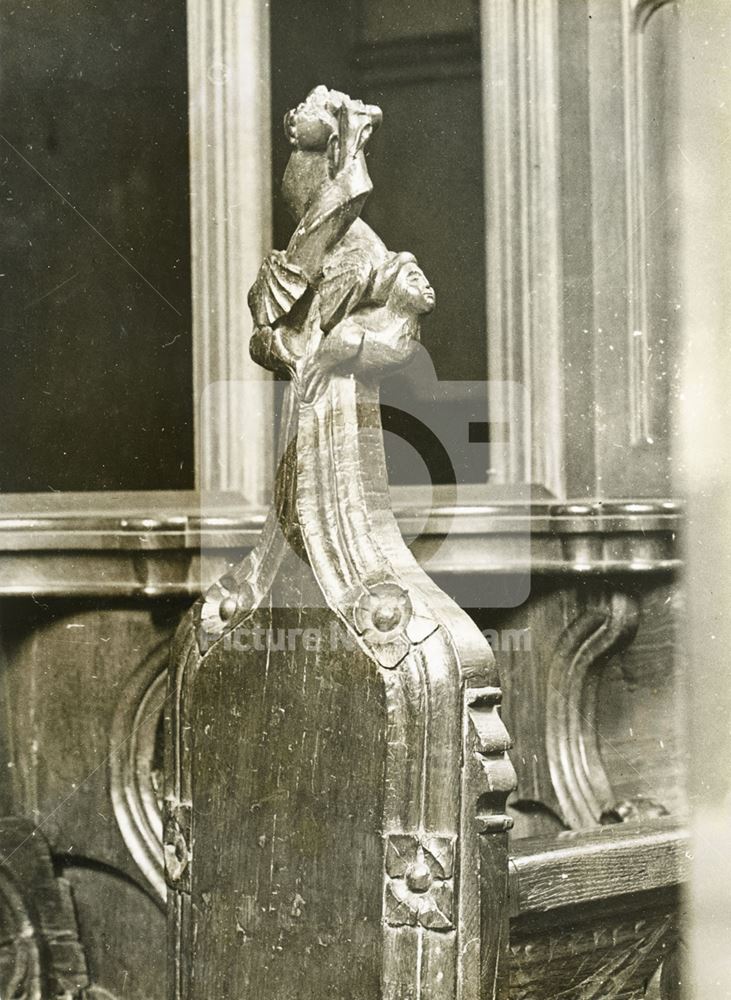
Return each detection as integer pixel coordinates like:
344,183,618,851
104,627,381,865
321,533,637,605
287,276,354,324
546,592,642,829
482,0,564,495
167,85,516,1000
188,0,273,500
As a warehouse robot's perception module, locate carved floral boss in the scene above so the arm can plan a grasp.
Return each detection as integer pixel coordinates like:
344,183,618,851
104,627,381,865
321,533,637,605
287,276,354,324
352,580,438,669
199,576,437,669
384,833,456,931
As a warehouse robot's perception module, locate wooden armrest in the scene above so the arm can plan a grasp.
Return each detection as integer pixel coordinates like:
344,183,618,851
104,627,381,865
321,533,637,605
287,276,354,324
509,816,688,917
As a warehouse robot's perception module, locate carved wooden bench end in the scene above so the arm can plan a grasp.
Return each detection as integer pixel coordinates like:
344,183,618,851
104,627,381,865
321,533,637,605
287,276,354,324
165,86,516,1000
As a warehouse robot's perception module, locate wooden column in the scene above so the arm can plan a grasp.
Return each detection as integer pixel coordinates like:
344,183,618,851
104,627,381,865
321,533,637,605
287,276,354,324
187,0,273,504
481,0,565,497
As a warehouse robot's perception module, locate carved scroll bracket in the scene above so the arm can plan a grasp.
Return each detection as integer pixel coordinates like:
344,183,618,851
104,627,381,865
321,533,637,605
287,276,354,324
546,591,642,829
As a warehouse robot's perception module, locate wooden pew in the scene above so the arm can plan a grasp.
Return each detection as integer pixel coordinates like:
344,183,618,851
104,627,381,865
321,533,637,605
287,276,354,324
509,817,686,998
165,85,685,999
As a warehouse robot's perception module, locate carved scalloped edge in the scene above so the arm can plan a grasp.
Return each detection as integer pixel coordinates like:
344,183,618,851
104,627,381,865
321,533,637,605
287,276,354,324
467,686,516,832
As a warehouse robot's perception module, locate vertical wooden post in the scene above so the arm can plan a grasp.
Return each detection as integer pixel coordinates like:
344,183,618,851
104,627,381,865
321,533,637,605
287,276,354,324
480,0,564,497
187,0,273,504
167,85,516,999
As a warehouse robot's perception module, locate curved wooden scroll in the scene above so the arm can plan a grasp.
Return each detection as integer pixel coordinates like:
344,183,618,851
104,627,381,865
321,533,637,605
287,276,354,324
165,86,515,1000
0,818,90,999
546,592,641,829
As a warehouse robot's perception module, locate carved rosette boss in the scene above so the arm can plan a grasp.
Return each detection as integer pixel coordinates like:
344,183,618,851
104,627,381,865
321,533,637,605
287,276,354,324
166,87,516,1000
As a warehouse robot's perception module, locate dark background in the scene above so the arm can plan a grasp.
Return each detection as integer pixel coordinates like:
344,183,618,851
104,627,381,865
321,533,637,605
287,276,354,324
0,0,487,493
0,0,193,492
271,0,489,485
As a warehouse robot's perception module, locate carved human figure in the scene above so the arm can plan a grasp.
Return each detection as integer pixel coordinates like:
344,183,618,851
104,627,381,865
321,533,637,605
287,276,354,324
248,84,437,405
299,250,435,400
248,85,384,378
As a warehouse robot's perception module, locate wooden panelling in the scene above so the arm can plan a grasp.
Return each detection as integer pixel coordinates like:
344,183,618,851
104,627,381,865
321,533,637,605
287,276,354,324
480,0,681,499
0,599,180,998
476,570,685,841
187,603,388,999
588,0,681,498
65,864,165,1000
596,582,686,818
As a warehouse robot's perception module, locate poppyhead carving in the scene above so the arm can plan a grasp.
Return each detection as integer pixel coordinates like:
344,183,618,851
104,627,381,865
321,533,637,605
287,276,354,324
248,85,436,394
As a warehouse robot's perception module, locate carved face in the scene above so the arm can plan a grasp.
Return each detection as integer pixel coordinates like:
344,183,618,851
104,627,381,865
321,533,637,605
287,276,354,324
392,263,436,316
